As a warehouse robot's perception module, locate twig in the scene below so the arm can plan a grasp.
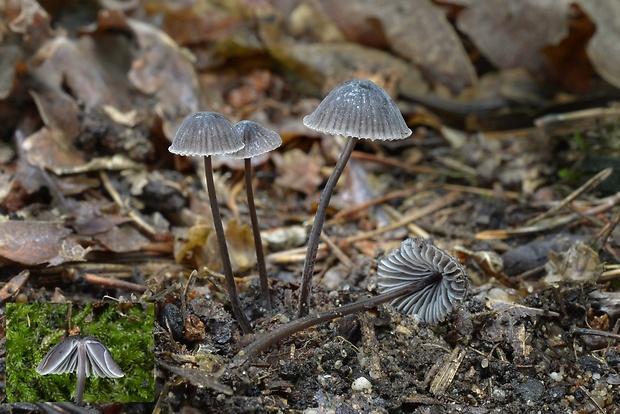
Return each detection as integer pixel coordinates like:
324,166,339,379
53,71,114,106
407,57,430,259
526,168,613,226
330,187,421,221
346,192,461,243
99,171,158,236
320,232,356,270
571,327,620,341
350,151,435,175
84,273,146,292
477,192,620,240
267,192,461,263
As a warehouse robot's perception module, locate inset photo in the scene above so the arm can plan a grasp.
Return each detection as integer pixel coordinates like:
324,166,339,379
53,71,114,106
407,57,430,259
6,302,154,403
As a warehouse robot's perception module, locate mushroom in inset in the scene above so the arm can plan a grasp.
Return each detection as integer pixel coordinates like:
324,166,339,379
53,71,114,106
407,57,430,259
298,79,412,317
377,238,468,324
228,120,282,310
35,335,124,404
169,111,252,334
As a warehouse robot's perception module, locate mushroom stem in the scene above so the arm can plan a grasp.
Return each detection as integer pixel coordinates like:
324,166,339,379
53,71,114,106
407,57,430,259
75,342,86,405
244,158,272,310
236,276,437,363
297,137,358,317
204,157,253,334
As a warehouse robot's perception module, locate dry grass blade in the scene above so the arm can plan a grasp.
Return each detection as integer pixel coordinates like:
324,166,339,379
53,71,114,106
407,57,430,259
477,192,620,240
429,346,466,396
526,168,613,226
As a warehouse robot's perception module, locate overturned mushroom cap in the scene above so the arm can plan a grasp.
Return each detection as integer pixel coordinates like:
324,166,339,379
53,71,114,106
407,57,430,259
169,112,244,157
377,238,468,324
228,120,282,159
303,79,412,141
36,335,124,379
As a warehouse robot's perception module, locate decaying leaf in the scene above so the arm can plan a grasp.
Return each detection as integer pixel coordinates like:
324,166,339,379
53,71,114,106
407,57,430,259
456,0,572,73
95,224,151,253
318,0,476,94
225,218,257,273
273,148,323,195
126,17,200,141
0,270,29,302
22,127,85,171
0,221,75,266
544,241,602,284
578,0,620,89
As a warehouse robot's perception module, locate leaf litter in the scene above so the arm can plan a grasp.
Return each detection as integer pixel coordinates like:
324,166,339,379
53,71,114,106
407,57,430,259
0,0,619,412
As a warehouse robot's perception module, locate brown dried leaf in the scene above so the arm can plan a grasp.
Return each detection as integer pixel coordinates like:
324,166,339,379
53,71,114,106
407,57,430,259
225,218,256,273
273,148,323,195
126,18,200,141
30,35,134,110
577,0,620,89
22,127,86,171
95,224,151,253
456,0,572,72
0,221,73,266
318,0,476,94
0,270,29,303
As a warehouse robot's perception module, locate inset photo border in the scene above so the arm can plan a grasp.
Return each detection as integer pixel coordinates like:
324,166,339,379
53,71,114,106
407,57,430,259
6,302,154,403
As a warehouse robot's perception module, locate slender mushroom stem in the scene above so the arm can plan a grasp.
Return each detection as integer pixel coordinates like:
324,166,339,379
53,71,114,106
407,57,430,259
75,343,86,405
298,137,359,317
236,273,440,363
244,158,272,310
205,157,253,334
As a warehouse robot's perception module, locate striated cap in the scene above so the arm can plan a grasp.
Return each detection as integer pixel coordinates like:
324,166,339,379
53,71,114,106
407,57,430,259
36,335,124,379
303,79,412,141
228,120,282,159
376,238,468,324
169,112,244,157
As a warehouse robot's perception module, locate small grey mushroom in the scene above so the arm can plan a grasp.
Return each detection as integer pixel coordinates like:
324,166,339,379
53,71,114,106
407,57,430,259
168,111,252,334
298,79,412,317
228,120,282,310
377,238,468,324
36,335,124,404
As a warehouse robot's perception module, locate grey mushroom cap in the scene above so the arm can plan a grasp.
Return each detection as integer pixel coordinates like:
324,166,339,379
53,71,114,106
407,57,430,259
302,79,412,141
228,120,283,159
377,238,468,324
35,335,124,378
168,112,244,157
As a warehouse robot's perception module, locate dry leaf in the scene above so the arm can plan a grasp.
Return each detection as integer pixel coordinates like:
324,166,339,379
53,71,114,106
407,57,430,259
225,218,257,273
126,17,200,141
95,224,151,253
273,148,323,195
456,0,572,72
318,0,476,94
577,0,620,89
0,221,73,266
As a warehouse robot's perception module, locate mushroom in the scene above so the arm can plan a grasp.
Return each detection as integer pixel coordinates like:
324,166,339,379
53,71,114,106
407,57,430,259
298,79,412,317
376,238,469,324
35,335,124,404
236,238,468,362
169,111,252,334
227,120,283,310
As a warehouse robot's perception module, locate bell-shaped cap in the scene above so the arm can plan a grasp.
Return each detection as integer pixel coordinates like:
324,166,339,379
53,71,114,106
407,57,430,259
377,238,468,324
303,79,412,141
36,335,124,379
228,120,282,159
169,112,244,157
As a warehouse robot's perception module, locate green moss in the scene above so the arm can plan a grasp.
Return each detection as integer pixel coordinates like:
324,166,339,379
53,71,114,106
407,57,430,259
6,302,154,403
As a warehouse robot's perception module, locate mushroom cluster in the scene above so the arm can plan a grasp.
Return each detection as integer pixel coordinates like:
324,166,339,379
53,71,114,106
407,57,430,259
167,79,469,356
169,112,281,332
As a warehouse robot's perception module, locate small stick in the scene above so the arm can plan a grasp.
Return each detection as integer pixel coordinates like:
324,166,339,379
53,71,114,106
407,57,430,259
526,168,613,225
